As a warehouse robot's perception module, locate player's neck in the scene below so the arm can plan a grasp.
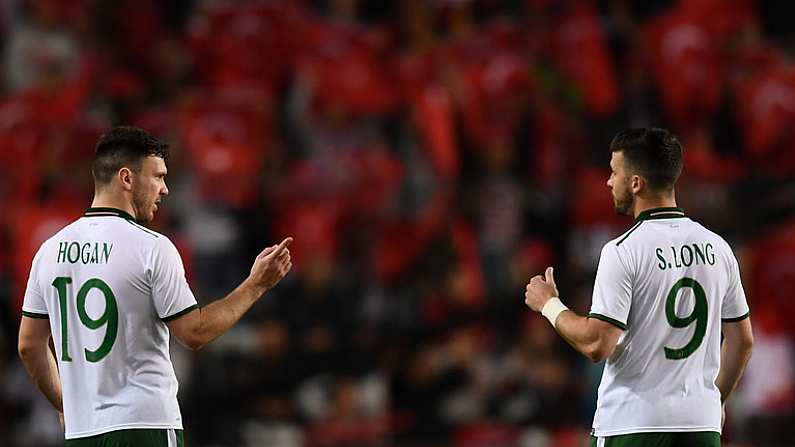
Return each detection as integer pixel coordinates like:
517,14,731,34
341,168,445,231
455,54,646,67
90,193,136,218
632,196,678,219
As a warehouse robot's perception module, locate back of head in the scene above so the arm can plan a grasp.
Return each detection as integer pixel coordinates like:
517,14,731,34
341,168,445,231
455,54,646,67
609,128,683,193
92,126,169,189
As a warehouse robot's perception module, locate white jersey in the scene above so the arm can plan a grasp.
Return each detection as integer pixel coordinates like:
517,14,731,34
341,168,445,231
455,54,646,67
589,207,750,437
21,207,198,440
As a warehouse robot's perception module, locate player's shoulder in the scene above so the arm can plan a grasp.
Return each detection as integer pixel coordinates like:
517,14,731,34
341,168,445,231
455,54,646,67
26,218,88,274
101,219,180,269
121,218,167,241
123,222,177,259
36,218,83,255
603,217,656,254
686,218,735,254
607,220,645,250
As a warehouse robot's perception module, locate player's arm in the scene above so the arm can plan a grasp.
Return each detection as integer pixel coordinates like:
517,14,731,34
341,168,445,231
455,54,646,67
552,309,623,362
18,316,63,413
524,267,622,362
715,317,754,403
167,237,292,351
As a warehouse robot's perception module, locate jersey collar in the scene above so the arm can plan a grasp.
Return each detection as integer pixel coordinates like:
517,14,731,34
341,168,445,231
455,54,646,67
84,207,135,221
635,207,687,223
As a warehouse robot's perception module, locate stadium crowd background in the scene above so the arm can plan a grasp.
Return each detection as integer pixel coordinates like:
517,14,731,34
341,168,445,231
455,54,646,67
1,0,794,446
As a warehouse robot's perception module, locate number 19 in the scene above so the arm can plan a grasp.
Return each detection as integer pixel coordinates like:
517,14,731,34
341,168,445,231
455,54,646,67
52,277,118,363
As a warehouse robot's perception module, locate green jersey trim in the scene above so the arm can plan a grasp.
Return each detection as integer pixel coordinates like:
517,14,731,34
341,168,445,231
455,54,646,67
84,207,136,221
589,431,720,446
161,304,199,322
635,207,687,222
593,426,721,438
125,220,159,238
84,207,159,238
22,310,49,319
64,428,184,446
617,207,687,246
588,312,627,330
616,221,644,246
721,312,750,323
65,422,184,441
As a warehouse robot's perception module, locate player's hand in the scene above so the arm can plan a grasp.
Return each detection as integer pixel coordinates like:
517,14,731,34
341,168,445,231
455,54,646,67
249,237,293,292
524,266,559,312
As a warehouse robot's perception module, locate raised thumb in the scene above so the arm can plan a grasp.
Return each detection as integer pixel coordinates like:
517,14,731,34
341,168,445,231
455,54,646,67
545,266,555,284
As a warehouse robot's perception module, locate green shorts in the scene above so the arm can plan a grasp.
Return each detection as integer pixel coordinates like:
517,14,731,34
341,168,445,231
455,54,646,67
590,431,720,447
65,429,184,447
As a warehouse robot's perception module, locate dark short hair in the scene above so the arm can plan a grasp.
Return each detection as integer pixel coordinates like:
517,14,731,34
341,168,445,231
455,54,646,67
610,128,683,192
92,126,169,186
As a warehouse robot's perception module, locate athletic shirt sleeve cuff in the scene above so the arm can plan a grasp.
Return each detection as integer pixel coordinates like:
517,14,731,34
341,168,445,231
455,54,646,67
588,312,628,330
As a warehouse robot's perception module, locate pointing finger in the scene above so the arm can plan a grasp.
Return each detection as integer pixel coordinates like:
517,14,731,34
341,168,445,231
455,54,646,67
267,237,293,258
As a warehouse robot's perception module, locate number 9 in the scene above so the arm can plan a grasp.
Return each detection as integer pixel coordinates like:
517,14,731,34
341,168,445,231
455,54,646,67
664,277,708,360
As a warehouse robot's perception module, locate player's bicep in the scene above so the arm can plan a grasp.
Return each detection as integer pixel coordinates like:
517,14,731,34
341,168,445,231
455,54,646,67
592,317,623,355
560,313,623,362
165,307,202,351
18,316,52,354
722,316,753,350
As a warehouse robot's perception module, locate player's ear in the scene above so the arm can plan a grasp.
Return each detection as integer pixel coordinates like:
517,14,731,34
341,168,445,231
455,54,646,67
118,167,134,192
630,175,644,195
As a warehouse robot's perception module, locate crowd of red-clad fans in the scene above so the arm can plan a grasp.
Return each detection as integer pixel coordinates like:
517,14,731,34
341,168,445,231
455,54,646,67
2,0,795,446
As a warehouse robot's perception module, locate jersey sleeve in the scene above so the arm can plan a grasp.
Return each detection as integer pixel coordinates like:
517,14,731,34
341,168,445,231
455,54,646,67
721,249,750,321
21,249,49,318
588,243,632,330
150,237,198,321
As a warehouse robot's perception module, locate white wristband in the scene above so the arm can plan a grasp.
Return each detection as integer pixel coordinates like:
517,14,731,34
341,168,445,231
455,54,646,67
541,297,568,328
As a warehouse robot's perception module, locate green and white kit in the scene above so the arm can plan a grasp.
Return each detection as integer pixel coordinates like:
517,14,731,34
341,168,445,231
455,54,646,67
22,207,198,440
588,207,750,437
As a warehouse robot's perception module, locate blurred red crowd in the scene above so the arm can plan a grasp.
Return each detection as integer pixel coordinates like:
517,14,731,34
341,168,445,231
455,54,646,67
2,0,795,445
